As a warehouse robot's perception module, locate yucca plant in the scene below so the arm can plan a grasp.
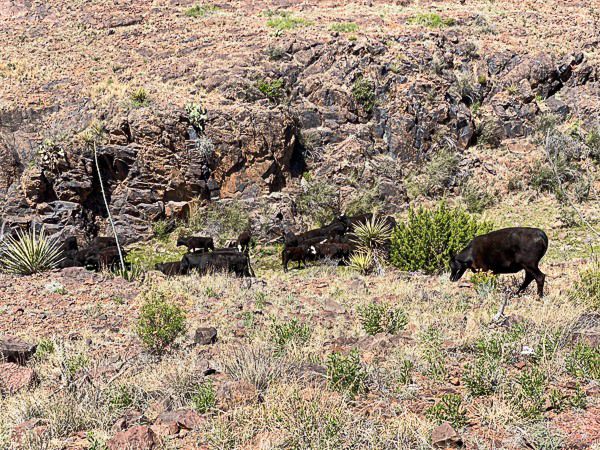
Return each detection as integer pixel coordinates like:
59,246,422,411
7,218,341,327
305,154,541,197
348,250,374,275
349,215,393,275
0,227,64,275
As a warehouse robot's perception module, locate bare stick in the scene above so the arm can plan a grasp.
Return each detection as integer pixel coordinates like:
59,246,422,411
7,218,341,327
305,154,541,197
94,142,126,271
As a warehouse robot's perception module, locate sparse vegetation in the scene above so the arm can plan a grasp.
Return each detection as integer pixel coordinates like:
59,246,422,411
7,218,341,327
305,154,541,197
357,302,408,335
407,13,456,28
351,76,376,114
185,4,220,18
296,180,339,227
266,11,311,31
330,22,358,33
192,379,216,413
270,318,311,352
425,394,468,428
187,200,250,245
407,150,461,198
256,78,284,103
326,349,368,396
390,202,493,273
130,87,149,107
135,287,186,353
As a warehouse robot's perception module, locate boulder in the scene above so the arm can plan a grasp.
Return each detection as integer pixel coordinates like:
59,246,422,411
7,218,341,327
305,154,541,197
217,380,258,411
431,422,463,448
107,426,159,450
153,409,203,436
0,363,37,395
0,335,36,364
193,327,218,346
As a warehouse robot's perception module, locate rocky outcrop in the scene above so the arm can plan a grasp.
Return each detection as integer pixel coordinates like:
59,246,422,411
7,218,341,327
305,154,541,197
1,25,598,246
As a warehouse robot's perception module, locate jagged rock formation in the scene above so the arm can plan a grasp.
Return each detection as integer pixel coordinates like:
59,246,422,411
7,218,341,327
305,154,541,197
0,1,598,244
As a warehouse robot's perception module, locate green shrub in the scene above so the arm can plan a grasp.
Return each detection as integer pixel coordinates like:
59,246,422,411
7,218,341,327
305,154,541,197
130,88,149,107
256,78,284,103
152,220,173,240
565,342,600,380
586,128,600,163
185,102,207,131
136,287,186,353
357,303,408,335
407,150,461,198
0,227,64,275
344,186,382,217
470,272,498,297
109,385,135,411
296,180,339,227
522,423,565,450
511,367,547,420
271,318,311,352
330,22,358,33
326,349,367,396
352,76,376,114
266,12,311,31
192,379,216,413
407,13,456,28
64,353,90,379
397,359,414,385
185,4,219,18
463,358,503,397
572,257,600,308
125,240,186,272
420,326,447,380
35,338,56,360
390,202,493,274
425,394,468,429
460,181,495,213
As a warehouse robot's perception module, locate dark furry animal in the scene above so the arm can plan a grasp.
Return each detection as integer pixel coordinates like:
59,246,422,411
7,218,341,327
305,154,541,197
155,261,183,276
177,236,214,253
450,227,549,297
229,231,251,253
312,242,352,261
181,251,254,277
282,245,317,272
340,213,374,230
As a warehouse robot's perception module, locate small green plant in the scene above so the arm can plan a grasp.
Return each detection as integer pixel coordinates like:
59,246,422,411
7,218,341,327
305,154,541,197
511,367,547,420
35,338,56,360
407,13,456,28
187,200,250,245
348,250,375,275
470,272,498,297
185,4,220,18
112,264,144,282
330,22,358,33
185,102,208,131
460,181,495,213
572,257,600,308
425,394,468,429
152,220,173,240
266,12,311,31
326,349,367,396
407,150,461,198
397,359,414,385
463,358,503,397
420,326,447,380
357,303,408,335
270,318,311,352
522,423,565,450
192,379,216,413
296,180,339,227
570,384,587,409
109,385,135,411
45,280,67,294
136,287,186,353
352,76,376,114
256,78,284,103
0,227,64,275
130,88,149,107
390,202,492,274
65,353,90,378
565,342,600,380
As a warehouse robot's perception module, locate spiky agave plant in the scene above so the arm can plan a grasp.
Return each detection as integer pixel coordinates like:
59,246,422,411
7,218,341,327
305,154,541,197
348,250,374,275
349,215,393,275
0,227,64,275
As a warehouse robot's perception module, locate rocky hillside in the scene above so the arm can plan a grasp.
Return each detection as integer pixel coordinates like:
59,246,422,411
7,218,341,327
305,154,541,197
1,0,599,244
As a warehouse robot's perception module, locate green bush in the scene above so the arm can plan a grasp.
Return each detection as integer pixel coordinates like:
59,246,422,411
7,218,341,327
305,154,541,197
192,379,216,413
463,358,503,397
397,359,414,386
256,78,284,103
109,385,135,411
565,342,600,380
344,186,382,217
130,88,149,108
470,272,498,297
572,258,600,309
511,367,547,420
0,227,64,275
296,180,339,227
357,303,408,335
266,12,311,31
407,13,456,28
326,349,367,396
390,202,492,274
407,150,461,198
352,76,376,114
136,288,186,353
425,394,468,429
420,326,447,380
460,181,495,213
271,318,311,352
185,4,219,18
330,22,358,33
